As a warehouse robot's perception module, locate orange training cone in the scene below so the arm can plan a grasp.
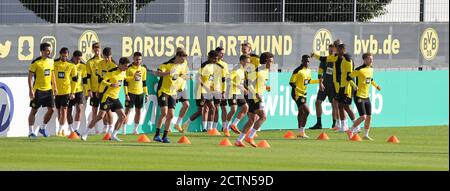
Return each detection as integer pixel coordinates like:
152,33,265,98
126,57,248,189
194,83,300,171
219,138,233,146
284,131,295,139
68,132,79,139
350,134,362,141
209,128,221,136
178,135,191,144
137,134,151,143
317,132,330,140
387,136,400,143
102,133,111,140
257,140,270,148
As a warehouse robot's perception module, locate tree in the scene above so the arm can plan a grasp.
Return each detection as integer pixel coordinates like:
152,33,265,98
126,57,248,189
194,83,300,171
20,0,391,23
285,0,392,22
19,0,154,23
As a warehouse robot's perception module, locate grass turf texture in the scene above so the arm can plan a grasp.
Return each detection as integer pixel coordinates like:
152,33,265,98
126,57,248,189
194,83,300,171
0,126,447,170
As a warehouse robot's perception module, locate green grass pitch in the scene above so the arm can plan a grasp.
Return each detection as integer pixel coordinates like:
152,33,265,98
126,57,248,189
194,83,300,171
0,126,448,170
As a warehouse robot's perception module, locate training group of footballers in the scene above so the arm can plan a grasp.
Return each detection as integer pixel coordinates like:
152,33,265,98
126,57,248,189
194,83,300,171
26,39,380,147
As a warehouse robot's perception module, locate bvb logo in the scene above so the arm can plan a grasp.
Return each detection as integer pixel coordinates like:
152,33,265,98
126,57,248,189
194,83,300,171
79,30,100,63
313,28,333,57
420,28,439,61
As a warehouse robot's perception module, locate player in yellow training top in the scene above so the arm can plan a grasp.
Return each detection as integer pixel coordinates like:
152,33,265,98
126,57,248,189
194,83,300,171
309,44,339,130
336,44,358,132
235,52,274,147
182,50,218,132
224,54,250,137
92,47,117,135
53,47,77,137
240,42,263,137
85,42,104,134
289,55,320,138
168,47,191,133
205,47,227,132
348,53,381,140
81,57,131,142
67,50,90,136
27,42,57,138
123,52,148,135
150,50,187,143
212,47,229,134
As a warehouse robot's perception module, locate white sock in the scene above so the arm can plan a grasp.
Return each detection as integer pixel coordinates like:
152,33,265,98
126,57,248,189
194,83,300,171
232,118,241,126
83,128,90,136
112,129,118,137
74,121,80,131
344,120,348,129
103,125,108,132
223,121,229,130
340,120,345,129
69,124,74,132
40,124,47,130
208,121,213,130
29,125,34,134
298,127,305,133
176,117,183,125
202,121,207,130
213,122,218,129
237,133,246,142
107,125,113,133
133,124,139,131
336,120,341,128
58,124,64,132
248,128,257,139
364,128,370,137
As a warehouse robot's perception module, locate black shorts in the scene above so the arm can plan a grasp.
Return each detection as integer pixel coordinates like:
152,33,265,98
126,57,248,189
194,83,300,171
89,93,101,107
176,90,188,103
69,92,84,107
228,94,247,107
337,87,352,105
295,96,307,108
247,99,263,113
213,93,226,106
196,93,212,107
157,92,176,109
317,82,336,103
196,99,206,107
29,90,54,109
214,99,227,106
355,96,371,116
125,93,145,109
100,97,123,111
55,95,70,109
